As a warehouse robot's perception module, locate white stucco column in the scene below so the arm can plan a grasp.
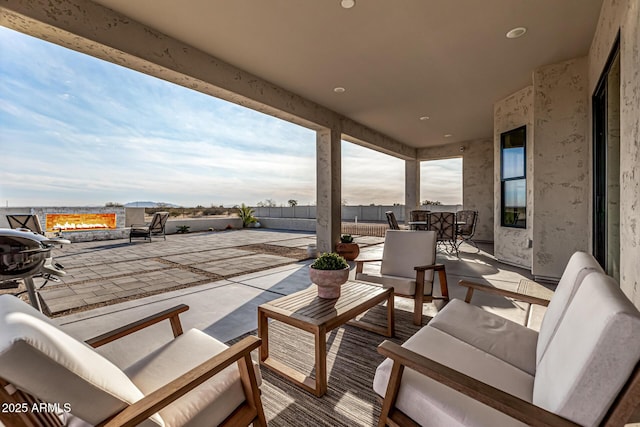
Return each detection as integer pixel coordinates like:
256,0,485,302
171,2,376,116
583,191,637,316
405,159,420,224
316,128,342,253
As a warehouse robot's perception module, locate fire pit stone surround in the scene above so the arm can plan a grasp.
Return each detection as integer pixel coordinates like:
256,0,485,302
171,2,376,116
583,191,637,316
0,207,128,242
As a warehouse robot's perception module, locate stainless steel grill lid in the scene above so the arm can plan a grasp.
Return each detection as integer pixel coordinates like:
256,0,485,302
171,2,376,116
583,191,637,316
0,228,52,280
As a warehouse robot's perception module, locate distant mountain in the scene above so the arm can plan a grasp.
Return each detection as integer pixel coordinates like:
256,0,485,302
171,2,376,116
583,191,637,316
124,201,180,208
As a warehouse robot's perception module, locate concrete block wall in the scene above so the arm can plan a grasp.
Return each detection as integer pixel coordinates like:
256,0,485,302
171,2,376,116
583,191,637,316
257,218,316,232
253,204,462,225
165,217,242,234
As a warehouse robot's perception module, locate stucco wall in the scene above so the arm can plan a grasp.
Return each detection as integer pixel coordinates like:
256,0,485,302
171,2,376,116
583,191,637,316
589,0,640,308
531,58,590,279
493,86,534,268
417,138,494,242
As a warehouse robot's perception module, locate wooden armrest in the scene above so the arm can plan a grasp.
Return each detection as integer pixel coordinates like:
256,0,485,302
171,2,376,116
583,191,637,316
101,336,262,427
86,304,189,348
355,258,383,274
458,280,551,306
414,263,445,271
377,340,579,427
354,258,382,263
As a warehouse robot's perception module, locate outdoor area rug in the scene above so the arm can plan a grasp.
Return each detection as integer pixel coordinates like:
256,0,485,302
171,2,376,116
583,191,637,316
229,303,427,426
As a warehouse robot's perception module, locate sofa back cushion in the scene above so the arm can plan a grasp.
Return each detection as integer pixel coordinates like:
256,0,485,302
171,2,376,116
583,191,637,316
532,273,640,427
381,230,436,283
0,295,163,426
536,251,604,365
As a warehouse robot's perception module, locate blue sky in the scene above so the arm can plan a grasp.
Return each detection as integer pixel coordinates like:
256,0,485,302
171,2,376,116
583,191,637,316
0,26,461,207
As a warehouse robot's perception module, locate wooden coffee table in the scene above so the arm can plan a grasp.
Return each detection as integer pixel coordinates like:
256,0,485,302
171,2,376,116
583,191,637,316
258,280,394,397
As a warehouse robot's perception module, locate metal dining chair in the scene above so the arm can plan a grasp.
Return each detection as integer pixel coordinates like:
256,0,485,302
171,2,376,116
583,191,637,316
455,210,479,251
409,210,430,230
427,211,457,255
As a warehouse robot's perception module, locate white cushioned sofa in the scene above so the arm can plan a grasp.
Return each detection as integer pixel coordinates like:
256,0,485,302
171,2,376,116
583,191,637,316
373,252,640,426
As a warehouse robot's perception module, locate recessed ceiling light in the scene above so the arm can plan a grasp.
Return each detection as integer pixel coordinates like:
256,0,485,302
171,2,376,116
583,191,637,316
506,27,527,39
341,0,355,9
333,87,346,93
419,116,430,121
444,134,453,138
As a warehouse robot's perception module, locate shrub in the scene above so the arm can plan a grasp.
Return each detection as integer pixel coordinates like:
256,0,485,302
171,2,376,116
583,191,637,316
311,252,349,270
176,225,190,233
238,203,257,227
340,234,354,243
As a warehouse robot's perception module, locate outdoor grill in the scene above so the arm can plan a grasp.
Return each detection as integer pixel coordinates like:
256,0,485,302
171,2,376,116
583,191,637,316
0,228,69,310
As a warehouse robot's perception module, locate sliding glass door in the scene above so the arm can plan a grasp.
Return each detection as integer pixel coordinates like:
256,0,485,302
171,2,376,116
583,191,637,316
593,37,620,280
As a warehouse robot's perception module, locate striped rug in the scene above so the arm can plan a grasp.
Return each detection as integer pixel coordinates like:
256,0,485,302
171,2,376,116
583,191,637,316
230,304,427,426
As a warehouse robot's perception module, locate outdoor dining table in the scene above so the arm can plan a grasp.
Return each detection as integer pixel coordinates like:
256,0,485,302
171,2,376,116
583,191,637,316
407,221,466,230
407,221,427,230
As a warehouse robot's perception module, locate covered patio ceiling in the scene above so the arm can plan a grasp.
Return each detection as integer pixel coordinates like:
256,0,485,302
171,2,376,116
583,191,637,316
89,0,603,149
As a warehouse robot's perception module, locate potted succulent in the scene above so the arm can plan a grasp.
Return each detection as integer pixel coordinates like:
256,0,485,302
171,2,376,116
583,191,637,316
309,252,350,298
335,234,360,261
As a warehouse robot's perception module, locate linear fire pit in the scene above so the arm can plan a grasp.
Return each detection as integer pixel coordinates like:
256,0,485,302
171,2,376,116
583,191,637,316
36,207,127,242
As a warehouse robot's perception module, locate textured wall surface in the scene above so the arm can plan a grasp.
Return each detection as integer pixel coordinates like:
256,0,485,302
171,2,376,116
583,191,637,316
404,160,420,224
532,58,590,279
589,0,640,307
493,87,533,268
417,139,494,242
462,138,494,243
316,128,342,253
620,1,640,308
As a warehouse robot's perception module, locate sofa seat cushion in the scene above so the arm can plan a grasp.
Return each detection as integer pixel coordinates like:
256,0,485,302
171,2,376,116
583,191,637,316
429,299,538,375
533,273,640,427
124,329,261,427
373,326,533,427
0,295,162,427
356,272,433,296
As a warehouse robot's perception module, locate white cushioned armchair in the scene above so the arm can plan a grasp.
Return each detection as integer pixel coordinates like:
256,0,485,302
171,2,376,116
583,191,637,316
0,295,266,427
373,252,640,426
356,230,449,326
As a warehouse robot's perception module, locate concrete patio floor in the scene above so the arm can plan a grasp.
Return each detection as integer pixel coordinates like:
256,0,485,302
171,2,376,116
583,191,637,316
38,229,324,314
43,229,549,369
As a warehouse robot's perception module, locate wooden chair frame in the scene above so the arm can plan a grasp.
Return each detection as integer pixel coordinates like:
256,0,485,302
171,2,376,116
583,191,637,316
376,340,640,427
356,259,449,325
458,279,552,307
0,304,266,427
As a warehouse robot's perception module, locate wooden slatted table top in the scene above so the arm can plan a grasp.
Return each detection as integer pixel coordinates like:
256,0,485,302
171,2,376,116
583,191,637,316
259,280,390,328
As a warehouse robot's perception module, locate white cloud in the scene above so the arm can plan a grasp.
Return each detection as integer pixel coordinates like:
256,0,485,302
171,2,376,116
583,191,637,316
0,26,462,209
